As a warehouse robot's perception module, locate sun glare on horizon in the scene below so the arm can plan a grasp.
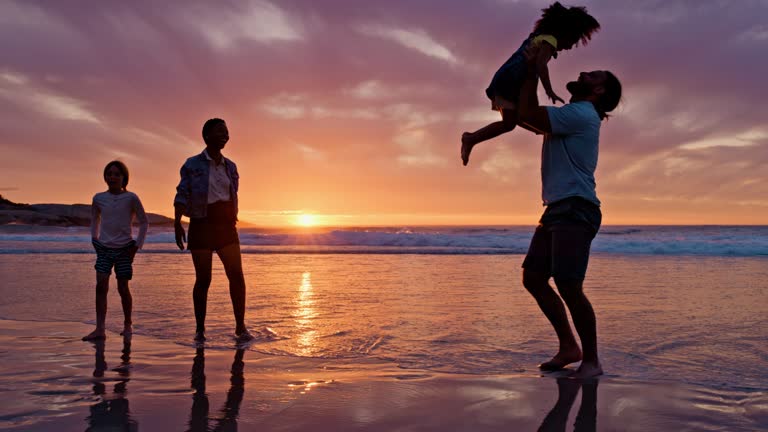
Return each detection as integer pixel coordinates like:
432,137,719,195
295,213,318,227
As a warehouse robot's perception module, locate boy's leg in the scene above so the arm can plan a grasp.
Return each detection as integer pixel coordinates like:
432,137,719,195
114,245,135,335
116,279,133,334
84,243,114,340
83,272,110,340
191,249,213,338
216,244,248,336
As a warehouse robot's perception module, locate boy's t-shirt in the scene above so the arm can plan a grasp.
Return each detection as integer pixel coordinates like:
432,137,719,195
542,101,601,207
91,191,148,249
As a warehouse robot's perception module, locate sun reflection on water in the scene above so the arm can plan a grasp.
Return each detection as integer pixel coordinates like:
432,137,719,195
294,271,318,356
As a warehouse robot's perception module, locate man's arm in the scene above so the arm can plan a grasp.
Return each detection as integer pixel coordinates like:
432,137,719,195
517,47,552,134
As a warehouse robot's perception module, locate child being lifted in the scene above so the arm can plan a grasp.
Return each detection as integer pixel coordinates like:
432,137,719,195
461,2,600,166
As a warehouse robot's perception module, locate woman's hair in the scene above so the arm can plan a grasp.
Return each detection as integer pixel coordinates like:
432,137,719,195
533,2,600,47
202,118,226,140
595,71,622,120
103,160,130,189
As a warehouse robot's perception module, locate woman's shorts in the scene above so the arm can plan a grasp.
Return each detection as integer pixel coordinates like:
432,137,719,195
187,200,239,251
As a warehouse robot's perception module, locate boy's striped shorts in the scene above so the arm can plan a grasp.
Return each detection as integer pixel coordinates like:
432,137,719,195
93,240,136,280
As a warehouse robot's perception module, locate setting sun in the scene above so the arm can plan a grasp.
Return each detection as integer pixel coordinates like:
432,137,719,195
296,213,318,227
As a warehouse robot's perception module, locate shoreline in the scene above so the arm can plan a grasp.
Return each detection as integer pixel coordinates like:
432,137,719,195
1,319,764,431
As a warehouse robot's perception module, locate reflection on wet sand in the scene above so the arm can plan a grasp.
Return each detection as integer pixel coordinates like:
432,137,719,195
188,347,246,432
86,335,137,431
538,377,598,432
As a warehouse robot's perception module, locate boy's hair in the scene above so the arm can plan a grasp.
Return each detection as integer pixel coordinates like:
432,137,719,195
104,160,129,189
596,71,622,120
202,118,226,140
533,2,600,46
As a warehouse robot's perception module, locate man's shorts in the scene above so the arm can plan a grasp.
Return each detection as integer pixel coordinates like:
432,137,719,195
93,239,136,280
522,197,602,281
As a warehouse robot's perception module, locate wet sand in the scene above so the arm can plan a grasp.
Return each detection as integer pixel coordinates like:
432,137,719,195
1,319,765,431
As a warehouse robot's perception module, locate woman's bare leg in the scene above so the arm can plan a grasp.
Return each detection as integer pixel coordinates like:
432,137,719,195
191,249,213,340
216,244,248,337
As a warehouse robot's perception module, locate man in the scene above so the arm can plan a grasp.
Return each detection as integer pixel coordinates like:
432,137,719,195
516,47,622,378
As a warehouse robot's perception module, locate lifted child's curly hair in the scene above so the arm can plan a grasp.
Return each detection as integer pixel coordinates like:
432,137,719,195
533,2,600,46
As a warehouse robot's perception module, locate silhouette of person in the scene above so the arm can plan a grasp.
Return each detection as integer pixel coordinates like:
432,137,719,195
86,336,138,431
188,347,246,432
515,42,623,378
174,118,254,344
538,378,598,432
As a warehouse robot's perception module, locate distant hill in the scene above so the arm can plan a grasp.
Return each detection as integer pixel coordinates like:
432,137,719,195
0,195,175,227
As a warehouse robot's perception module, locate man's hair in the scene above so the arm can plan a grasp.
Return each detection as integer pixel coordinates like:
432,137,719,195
596,71,622,120
104,160,129,189
202,118,226,140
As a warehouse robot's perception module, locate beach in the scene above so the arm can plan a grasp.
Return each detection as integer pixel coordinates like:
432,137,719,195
1,225,767,430
1,319,766,432
2,320,766,431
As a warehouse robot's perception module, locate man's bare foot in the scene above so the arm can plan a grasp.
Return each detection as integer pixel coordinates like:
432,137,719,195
538,348,583,371
120,325,133,336
235,329,255,343
461,132,474,166
194,331,206,342
82,329,106,341
569,361,603,379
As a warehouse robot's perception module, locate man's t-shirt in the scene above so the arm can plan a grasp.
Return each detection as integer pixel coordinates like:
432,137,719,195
542,101,601,206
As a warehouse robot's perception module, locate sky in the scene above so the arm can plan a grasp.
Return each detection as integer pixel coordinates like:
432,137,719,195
1,0,767,226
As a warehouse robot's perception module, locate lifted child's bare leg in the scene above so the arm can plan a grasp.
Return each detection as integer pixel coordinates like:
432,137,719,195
461,102,518,166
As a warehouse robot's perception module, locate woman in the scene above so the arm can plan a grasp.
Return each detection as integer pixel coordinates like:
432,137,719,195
174,118,253,343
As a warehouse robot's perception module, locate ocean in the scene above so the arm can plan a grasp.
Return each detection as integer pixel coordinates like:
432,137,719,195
2,224,767,256
0,225,768,431
1,224,766,391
